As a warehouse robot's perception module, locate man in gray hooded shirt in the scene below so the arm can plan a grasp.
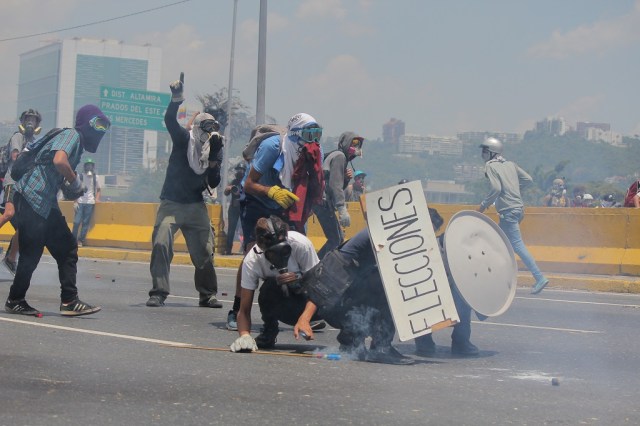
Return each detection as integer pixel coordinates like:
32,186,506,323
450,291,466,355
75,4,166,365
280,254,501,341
313,131,363,259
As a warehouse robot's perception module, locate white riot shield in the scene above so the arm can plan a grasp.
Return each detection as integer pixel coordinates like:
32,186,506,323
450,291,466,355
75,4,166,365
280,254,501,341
365,181,459,341
443,210,517,317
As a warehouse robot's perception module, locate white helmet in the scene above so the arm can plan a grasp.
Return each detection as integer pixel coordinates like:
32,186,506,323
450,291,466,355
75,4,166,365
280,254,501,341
582,193,594,201
479,137,503,154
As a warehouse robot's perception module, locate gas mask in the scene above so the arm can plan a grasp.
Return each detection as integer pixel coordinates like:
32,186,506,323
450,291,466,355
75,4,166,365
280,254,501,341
19,111,42,137
193,113,220,143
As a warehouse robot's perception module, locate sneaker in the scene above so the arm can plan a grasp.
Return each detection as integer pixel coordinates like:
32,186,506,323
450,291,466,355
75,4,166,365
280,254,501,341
226,310,238,331
146,295,165,307
415,334,436,357
255,323,279,349
3,256,17,276
199,296,223,308
60,299,101,316
5,299,40,316
366,345,415,365
310,320,326,331
451,340,480,357
531,277,549,295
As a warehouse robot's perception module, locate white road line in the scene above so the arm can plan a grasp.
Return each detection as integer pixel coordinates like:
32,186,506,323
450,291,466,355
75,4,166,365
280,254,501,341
0,316,195,347
515,296,640,308
473,320,602,334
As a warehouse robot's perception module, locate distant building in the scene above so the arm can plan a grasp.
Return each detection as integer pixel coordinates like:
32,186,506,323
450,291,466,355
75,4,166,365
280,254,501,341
457,131,521,145
576,121,610,135
575,121,622,146
399,134,462,157
17,38,163,176
453,162,485,182
424,180,472,204
533,117,568,136
382,118,405,145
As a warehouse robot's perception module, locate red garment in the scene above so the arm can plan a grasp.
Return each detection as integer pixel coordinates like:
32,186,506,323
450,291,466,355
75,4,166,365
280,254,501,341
287,143,325,232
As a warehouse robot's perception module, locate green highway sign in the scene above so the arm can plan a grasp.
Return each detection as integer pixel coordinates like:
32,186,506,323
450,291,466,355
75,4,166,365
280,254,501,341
99,86,171,132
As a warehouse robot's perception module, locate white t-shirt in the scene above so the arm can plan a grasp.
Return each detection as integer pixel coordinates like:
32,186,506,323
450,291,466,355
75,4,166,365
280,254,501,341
241,231,319,291
77,172,101,204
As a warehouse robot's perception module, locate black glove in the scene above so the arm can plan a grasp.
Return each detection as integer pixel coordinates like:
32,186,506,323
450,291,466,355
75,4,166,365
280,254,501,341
61,181,87,201
169,72,185,103
208,133,223,161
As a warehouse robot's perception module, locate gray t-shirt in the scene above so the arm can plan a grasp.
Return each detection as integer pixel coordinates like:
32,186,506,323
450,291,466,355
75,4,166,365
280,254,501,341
480,158,533,213
3,133,32,188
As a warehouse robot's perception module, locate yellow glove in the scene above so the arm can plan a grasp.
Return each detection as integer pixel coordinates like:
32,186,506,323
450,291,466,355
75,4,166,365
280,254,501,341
267,185,299,208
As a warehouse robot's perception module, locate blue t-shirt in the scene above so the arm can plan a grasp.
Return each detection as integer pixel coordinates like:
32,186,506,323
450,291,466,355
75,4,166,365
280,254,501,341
242,134,284,210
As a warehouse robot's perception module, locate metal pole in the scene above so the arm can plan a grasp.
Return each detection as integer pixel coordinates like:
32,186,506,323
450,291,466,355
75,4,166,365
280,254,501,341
221,0,238,240
256,0,267,126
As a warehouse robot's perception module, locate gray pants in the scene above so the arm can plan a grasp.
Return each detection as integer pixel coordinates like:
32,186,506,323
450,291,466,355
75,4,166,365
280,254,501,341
149,200,218,302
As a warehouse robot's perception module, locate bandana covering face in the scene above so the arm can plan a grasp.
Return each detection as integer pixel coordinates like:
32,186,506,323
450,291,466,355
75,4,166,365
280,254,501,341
188,113,216,175
75,104,110,153
280,113,317,190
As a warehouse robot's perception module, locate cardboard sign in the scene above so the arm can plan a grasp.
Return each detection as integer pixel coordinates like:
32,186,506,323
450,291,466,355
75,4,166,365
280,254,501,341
365,181,459,341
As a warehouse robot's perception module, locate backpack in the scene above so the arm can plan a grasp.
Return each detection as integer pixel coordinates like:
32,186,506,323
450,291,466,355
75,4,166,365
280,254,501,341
11,128,67,182
624,181,640,207
242,124,286,162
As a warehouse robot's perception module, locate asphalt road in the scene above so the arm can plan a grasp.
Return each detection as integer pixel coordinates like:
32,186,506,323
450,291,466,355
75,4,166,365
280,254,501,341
1,257,639,425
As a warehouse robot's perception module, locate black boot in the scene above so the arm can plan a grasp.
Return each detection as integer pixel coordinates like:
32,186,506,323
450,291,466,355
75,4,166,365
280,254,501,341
451,340,479,357
367,345,415,365
415,334,436,357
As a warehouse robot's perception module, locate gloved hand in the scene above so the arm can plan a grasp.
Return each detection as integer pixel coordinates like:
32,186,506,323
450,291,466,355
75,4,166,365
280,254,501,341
69,174,83,192
230,335,258,353
169,72,185,103
208,133,223,161
337,205,351,227
267,185,299,209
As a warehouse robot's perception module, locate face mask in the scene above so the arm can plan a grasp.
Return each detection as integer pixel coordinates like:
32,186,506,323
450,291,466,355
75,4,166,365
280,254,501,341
482,150,491,161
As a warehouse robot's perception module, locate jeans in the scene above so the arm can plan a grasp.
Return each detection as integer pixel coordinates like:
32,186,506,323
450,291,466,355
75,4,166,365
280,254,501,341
498,208,545,283
72,203,95,243
312,200,344,260
258,278,321,328
10,193,79,302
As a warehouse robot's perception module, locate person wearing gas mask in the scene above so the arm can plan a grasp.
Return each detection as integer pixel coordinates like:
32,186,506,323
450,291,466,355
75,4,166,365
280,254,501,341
145,73,224,309
223,162,246,255
542,178,569,207
71,158,101,247
4,105,110,317
229,215,321,351
226,113,325,331
477,137,549,295
0,109,43,275
313,131,363,259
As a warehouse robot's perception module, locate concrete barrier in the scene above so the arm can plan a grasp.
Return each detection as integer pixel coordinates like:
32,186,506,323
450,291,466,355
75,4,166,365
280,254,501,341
1,201,638,277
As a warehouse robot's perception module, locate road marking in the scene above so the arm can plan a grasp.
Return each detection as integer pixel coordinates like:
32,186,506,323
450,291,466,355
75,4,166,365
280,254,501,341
473,320,602,334
516,296,640,309
0,316,195,347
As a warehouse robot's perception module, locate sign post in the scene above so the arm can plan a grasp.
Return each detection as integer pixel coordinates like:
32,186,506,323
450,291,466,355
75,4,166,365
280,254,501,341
364,180,459,341
99,86,170,132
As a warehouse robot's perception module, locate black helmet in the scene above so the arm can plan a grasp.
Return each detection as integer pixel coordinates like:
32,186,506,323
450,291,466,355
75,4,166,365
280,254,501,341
398,179,409,185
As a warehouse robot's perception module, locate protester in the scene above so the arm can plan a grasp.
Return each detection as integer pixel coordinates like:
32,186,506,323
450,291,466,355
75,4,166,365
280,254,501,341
313,131,363,259
229,215,321,350
624,180,640,208
223,162,246,255
542,178,569,207
71,158,101,247
414,207,479,357
477,137,549,295
0,109,42,275
226,114,325,330
145,73,224,309
344,170,366,202
292,227,414,365
4,105,109,316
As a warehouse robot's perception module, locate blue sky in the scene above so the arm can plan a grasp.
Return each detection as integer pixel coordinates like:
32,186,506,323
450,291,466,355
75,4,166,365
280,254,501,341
0,0,639,141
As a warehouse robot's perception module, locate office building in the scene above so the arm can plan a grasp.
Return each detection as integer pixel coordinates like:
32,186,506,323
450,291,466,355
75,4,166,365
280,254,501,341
17,38,162,176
